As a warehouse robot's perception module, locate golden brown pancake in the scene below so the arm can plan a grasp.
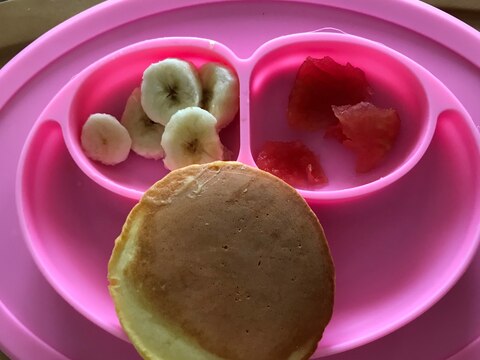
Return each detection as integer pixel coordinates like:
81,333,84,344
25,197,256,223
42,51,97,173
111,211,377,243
108,161,334,360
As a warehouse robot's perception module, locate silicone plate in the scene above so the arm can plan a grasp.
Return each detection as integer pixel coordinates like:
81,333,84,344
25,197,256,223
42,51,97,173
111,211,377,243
17,30,480,358
1,1,480,360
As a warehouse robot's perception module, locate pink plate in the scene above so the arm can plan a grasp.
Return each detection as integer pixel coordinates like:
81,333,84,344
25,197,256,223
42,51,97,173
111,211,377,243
16,31,480,359
1,1,480,359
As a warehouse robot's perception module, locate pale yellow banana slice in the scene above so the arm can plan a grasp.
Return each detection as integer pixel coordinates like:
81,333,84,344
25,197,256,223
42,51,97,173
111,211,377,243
141,58,202,125
199,63,239,130
81,113,132,165
161,107,223,170
121,88,165,160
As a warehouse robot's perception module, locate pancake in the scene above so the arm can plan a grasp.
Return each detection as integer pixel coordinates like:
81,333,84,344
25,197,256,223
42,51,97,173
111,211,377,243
108,161,334,360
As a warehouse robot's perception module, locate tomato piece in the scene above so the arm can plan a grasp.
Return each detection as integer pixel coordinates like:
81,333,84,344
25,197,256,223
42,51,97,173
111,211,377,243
256,141,327,188
332,102,400,173
288,56,371,131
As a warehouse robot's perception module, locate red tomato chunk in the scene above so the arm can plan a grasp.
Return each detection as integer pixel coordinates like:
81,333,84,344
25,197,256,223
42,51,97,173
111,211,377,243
332,102,400,173
288,56,371,131
256,141,327,188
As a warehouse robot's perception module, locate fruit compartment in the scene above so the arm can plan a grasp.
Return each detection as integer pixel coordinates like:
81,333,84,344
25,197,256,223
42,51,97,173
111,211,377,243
247,33,437,202
52,38,242,199
31,34,445,204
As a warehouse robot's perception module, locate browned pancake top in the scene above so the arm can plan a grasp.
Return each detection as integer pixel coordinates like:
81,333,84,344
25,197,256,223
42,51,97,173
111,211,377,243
124,162,334,360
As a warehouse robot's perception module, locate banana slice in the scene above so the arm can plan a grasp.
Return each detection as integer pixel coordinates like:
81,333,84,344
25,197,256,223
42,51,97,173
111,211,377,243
81,113,132,165
199,63,239,130
141,58,202,125
161,107,223,170
121,88,165,160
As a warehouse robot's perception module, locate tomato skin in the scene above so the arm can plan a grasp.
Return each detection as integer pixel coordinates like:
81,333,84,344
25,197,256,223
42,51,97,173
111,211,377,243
288,56,371,131
332,102,401,173
256,141,328,188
